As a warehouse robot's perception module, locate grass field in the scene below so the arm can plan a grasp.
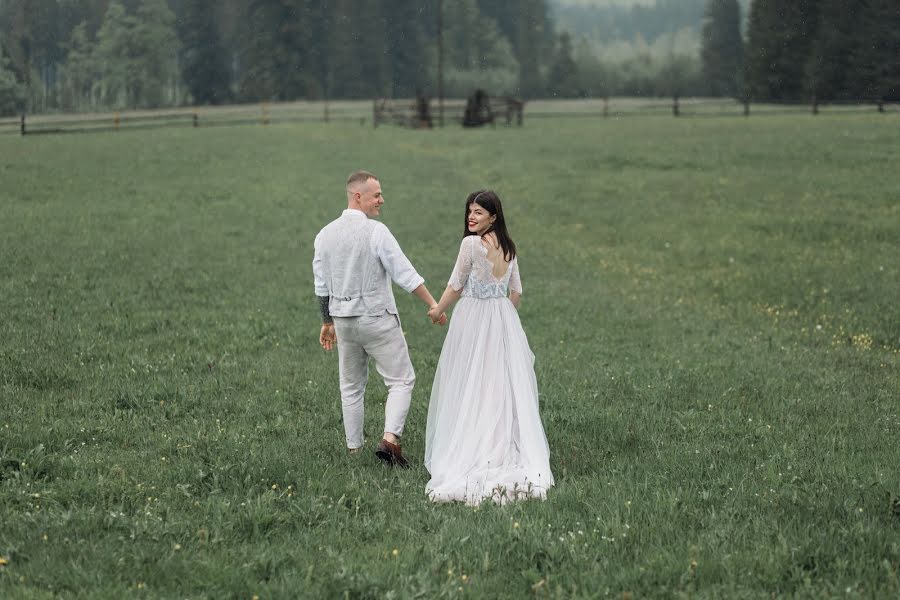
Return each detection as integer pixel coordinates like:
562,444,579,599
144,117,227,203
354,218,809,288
1,113,898,598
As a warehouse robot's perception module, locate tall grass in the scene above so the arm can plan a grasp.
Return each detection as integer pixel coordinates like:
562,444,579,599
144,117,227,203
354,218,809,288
1,114,898,598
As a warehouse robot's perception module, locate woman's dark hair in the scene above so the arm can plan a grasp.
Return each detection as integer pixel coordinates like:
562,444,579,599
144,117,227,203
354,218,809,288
463,190,517,261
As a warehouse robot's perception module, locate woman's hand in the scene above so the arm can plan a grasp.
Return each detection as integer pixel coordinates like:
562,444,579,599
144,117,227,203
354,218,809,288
428,305,447,325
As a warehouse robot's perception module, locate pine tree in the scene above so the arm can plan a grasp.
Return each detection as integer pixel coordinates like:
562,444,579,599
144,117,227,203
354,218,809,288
132,0,179,107
700,0,743,97
515,0,547,97
745,0,820,102
93,1,135,106
850,0,900,104
0,43,25,116
384,0,430,98
62,21,98,110
804,0,858,104
178,0,231,104
546,31,579,97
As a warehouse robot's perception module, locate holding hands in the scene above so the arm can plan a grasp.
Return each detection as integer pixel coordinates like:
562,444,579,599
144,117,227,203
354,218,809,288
428,305,448,326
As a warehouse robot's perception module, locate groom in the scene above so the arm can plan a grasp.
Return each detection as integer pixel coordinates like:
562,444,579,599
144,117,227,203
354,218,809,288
313,170,445,467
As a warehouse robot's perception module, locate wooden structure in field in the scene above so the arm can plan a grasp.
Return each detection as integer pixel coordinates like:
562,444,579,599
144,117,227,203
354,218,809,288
462,89,524,128
373,90,524,128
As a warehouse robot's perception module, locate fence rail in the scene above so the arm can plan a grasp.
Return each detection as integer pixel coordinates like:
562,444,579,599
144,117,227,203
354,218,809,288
2,98,896,137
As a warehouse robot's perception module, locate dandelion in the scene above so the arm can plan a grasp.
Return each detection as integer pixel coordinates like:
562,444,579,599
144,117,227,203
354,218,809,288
513,522,520,529
391,548,399,557
174,544,182,551
851,333,873,350
0,556,8,567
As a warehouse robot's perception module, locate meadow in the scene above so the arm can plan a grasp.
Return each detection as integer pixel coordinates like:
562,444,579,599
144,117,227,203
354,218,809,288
1,111,898,598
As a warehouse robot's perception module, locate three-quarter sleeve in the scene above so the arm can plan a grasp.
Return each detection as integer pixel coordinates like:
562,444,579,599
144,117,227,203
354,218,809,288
508,257,522,294
448,236,475,291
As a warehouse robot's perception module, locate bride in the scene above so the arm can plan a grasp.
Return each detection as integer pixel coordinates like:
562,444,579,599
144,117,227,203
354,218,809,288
425,190,554,505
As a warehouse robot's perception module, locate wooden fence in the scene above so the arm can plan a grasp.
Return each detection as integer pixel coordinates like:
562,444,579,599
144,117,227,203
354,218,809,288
2,98,896,137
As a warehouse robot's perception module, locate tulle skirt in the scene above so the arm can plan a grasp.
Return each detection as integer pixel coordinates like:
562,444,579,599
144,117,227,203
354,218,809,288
425,296,554,505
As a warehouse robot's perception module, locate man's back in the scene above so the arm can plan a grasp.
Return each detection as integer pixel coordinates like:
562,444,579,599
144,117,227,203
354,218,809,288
315,210,395,317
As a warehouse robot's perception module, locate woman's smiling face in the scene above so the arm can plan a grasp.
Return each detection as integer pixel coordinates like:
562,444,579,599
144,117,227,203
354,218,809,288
467,201,495,235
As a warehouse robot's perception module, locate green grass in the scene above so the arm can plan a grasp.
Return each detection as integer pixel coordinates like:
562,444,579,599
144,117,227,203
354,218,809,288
1,113,898,598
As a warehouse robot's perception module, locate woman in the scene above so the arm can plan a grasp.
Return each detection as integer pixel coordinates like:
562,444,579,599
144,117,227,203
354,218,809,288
425,190,554,505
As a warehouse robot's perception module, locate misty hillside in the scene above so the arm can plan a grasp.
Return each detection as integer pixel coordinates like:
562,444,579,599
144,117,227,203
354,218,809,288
550,0,751,43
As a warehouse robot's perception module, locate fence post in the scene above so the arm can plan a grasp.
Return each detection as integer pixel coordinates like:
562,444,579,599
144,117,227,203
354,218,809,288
603,96,609,118
811,95,819,115
192,112,198,127
114,112,120,130
261,103,269,125
743,99,750,117
20,113,25,136
877,99,884,113
672,94,680,117
373,99,378,129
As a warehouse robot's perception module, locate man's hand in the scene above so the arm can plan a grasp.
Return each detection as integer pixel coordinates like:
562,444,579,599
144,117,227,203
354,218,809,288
320,323,336,351
427,305,447,326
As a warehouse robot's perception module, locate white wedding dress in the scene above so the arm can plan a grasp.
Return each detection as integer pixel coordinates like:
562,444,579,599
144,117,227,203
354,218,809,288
425,235,554,505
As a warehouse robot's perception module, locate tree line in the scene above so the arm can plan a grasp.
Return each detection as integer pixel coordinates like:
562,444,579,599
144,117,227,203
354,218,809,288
0,0,554,115
0,0,898,117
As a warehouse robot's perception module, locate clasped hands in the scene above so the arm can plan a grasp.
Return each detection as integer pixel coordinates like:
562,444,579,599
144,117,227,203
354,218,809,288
320,306,445,352
428,305,448,326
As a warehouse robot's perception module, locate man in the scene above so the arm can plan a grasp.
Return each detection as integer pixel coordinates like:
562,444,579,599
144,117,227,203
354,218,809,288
313,170,445,467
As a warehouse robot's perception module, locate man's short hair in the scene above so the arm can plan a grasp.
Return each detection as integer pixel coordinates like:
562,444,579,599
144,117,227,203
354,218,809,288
346,170,378,189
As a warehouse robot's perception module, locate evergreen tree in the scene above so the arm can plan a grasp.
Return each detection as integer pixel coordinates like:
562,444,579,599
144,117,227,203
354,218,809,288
61,21,98,110
93,1,135,106
700,0,743,97
745,0,820,102
440,0,518,97
849,0,900,103
0,43,25,116
804,0,857,103
237,0,323,101
322,0,363,99
573,36,607,98
178,0,231,104
383,0,430,98
515,0,547,97
352,0,390,98
476,0,552,97
91,0,178,108
546,31,579,97
132,0,179,107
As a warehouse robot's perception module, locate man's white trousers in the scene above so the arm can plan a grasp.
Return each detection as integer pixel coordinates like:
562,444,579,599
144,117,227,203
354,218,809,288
332,312,415,449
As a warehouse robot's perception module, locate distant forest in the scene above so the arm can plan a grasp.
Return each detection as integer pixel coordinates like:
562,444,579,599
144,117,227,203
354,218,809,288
551,0,745,43
0,0,897,116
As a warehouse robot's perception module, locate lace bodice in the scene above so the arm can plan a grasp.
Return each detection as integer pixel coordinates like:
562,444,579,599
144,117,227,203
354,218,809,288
448,235,521,299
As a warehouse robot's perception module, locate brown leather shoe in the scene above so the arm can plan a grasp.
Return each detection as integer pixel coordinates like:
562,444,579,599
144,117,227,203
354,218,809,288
375,439,410,468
